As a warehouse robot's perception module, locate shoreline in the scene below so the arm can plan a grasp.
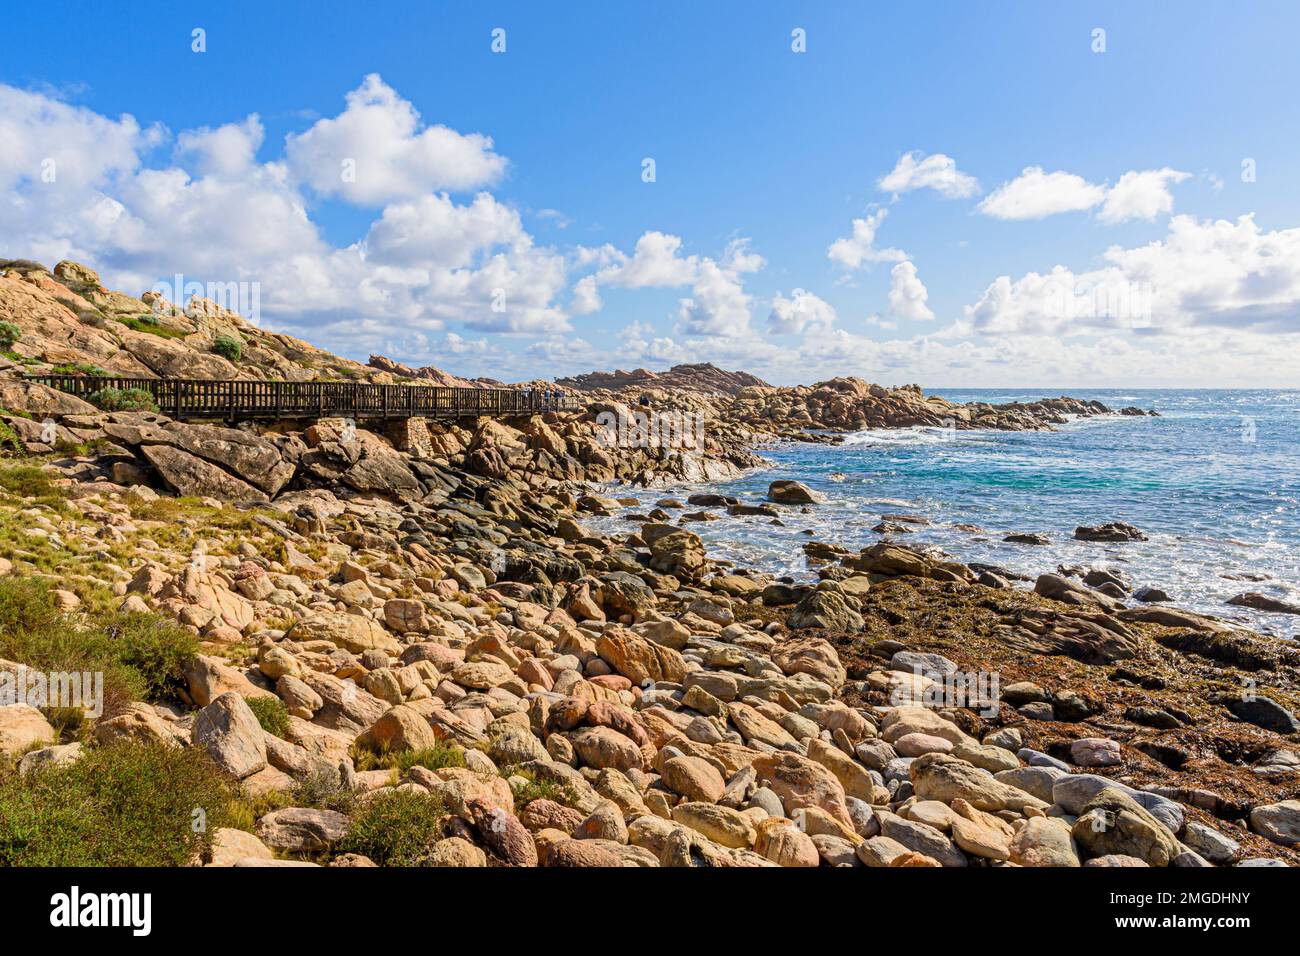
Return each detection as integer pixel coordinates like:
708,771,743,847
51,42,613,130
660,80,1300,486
589,418,1292,638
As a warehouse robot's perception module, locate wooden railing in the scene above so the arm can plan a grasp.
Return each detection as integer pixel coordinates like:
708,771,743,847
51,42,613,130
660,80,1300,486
25,374,580,422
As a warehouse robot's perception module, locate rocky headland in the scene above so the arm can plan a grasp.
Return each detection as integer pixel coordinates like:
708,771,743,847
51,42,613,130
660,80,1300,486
0,257,1293,869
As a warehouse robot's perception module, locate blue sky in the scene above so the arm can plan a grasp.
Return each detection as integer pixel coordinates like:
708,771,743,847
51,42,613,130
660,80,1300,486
4,1,1300,385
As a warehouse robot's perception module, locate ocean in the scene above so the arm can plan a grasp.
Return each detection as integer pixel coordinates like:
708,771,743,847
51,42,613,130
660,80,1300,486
592,389,1300,639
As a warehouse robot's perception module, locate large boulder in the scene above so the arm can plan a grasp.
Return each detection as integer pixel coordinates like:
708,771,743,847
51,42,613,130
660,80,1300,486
752,751,854,831
909,753,1048,812
596,626,687,685
1071,787,1180,866
648,530,706,581
0,704,56,757
785,590,863,633
105,421,295,496
768,480,825,504
1009,816,1081,867
1249,800,1300,846
0,379,98,417
141,443,268,502
190,692,268,779
357,704,441,753
255,808,350,853
287,613,400,655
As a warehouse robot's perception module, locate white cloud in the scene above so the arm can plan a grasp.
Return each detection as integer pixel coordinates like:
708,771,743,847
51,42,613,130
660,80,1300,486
364,192,524,267
0,81,569,356
1097,167,1191,224
888,260,935,322
5,82,1299,388
768,289,837,335
879,152,980,199
0,84,159,193
979,165,1191,223
977,166,1107,220
570,274,602,315
676,259,755,337
285,73,506,205
964,214,1300,336
176,116,264,178
573,231,764,338
827,207,907,269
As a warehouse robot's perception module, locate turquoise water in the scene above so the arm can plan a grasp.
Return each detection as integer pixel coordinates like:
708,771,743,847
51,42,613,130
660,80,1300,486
595,389,1300,638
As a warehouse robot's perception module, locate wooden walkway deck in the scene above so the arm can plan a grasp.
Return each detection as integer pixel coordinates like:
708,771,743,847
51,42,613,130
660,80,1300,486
26,374,579,422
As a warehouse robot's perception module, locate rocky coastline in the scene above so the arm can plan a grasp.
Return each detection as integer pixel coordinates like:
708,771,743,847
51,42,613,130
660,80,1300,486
0,258,1295,869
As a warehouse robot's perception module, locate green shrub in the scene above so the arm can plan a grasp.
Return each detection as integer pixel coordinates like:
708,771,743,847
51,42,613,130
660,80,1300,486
212,335,243,363
0,578,198,711
86,386,159,413
0,742,238,866
115,315,189,339
291,767,356,815
246,696,290,738
0,321,19,349
334,789,447,866
49,362,108,377
0,419,24,456
0,464,56,498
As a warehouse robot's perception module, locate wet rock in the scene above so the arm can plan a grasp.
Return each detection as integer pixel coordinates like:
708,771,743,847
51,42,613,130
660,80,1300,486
1074,522,1148,542
768,480,824,504
1004,533,1049,545
1225,695,1300,734
1227,592,1300,615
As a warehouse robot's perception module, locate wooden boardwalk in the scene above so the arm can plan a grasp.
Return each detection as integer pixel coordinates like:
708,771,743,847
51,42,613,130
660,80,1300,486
26,374,579,423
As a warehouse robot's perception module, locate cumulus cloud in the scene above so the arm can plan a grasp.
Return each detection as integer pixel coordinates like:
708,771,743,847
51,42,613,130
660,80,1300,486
364,192,524,268
176,116,264,178
978,165,1191,223
768,289,837,335
878,151,980,199
573,231,765,338
0,80,569,357
827,207,907,269
285,73,506,205
977,166,1107,220
964,214,1300,336
1097,167,1192,224
888,260,935,322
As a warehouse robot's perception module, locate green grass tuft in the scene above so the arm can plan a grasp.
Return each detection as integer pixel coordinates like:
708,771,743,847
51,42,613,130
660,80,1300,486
351,740,466,774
